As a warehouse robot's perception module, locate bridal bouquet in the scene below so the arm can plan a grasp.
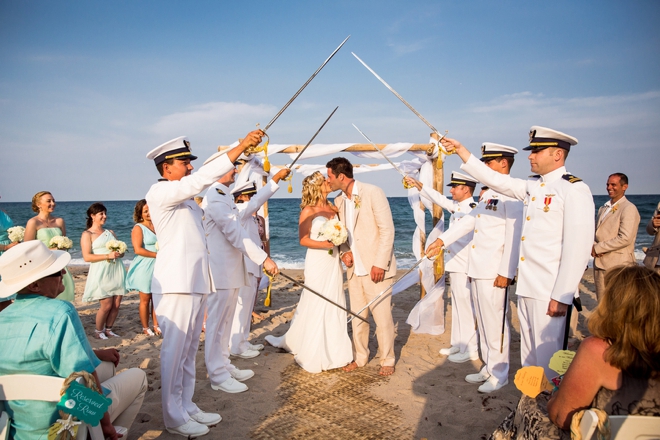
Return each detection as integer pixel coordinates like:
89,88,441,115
317,218,348,255
106,240,128,263
7,226,25,243
49,236,73,250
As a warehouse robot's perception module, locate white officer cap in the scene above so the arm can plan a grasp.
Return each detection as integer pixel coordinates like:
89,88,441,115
480,143,518,162
525,126,578,151
147,136,198,165
231,181,257,197
447,171,478,188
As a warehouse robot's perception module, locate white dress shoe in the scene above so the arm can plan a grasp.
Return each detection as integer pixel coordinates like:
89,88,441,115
249,343,265,351
465,367,490,384
230,368,255,382
478,377,508,393
447,350,479,363
166,419,209,438
211,377,248,393
232,349,260,359
439,346,459,356
190,410,222,426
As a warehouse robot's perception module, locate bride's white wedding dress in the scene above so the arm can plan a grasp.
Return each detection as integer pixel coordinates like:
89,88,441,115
265,216,353,373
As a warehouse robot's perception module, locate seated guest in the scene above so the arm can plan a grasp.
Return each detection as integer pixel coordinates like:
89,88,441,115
491,264,660,439
0,241,147,440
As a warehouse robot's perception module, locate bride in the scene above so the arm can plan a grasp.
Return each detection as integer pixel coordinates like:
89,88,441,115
265,171,353,373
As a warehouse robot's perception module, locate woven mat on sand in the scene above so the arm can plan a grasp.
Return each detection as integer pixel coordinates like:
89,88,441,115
251,363,411,439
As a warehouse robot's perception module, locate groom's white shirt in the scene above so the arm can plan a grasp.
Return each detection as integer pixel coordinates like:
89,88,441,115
343,181,368,276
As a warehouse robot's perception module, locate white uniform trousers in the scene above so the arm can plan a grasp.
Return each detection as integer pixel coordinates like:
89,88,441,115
517,296,567,379
153,292,206,428
205,288,240,385
96,362,149,432
472,279,509,384
230,276,258,355
448,272,478,353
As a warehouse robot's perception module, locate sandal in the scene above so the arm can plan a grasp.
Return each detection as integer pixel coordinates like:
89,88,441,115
94,329,108,340
153,326,162,336
105,328,120,338
143,327,155,336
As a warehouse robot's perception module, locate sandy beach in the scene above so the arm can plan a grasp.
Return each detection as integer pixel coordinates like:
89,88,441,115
70,266,597,440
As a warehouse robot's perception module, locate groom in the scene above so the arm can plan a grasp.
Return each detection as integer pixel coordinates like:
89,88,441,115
326,157,397,376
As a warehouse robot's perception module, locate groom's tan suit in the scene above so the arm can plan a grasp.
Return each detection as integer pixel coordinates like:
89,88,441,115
593,196,640,299
336,181,396,367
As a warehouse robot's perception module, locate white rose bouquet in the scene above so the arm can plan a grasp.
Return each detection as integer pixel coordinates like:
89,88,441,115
105,240,128,263
7,226,25,243
49,236,73,250
317,218,348,255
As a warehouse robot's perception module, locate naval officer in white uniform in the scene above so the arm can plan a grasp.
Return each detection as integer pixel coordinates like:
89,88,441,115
145,130,263,438
436,127,594,379
229,169,290,357
201,162,279,394
422,143,523,393
409,171,479,363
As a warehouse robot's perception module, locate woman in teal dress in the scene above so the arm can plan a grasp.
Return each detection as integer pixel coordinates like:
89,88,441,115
81,203,126,340
0,199,19,312
125,200,160,336
24,191,75,302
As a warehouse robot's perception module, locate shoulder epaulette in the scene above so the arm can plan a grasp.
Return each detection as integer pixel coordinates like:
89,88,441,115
562,174,582,183
528,174,541,179
216,188,225,195
469,203,477,208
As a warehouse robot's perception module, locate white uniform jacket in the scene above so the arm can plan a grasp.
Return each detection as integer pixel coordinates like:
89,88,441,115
439,189,524,280
237,180,279,276
420,186,474,273
146,154,235,295
202,182,267,290
461,155,594,305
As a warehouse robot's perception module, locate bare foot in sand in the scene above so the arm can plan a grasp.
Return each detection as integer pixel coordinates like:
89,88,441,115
342,361,358,372
378,366,395,376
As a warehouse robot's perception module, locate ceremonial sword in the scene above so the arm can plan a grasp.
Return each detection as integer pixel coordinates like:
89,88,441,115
259,36,350,135
352,124,408,178
351,52,452,154
287,106,339,169
347,256,430,324
277,272,368,324
500,287,508,353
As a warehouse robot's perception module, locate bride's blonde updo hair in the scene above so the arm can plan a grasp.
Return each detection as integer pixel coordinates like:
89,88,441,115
300,171,328,209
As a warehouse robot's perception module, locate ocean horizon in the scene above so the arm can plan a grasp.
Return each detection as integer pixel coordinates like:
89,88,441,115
2,194,658,269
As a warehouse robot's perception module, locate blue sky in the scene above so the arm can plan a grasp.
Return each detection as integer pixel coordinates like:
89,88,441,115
1,0,659,202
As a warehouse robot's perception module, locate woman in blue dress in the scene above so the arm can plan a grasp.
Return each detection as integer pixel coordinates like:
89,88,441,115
125,199,160,336
0,195,19,312
24,191,75,301
81,202,126,339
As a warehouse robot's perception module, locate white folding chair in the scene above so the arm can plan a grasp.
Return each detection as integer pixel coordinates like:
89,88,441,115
579,409,660,440
0,374,104,440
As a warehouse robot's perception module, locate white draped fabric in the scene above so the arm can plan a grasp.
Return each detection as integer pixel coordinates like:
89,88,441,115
228,138,448,335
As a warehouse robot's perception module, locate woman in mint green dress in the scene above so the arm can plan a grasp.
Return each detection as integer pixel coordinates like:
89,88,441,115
24,191,75,302
125,199,160,336
81,203,126,340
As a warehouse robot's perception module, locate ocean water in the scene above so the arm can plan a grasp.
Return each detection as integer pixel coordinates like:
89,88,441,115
1,194,658,269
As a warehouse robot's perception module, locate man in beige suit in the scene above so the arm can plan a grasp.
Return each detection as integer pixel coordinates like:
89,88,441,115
326,157,397,376
593,173,640,300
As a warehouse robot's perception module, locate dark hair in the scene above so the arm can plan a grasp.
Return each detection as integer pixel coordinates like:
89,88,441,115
156,158,175,176
133,199,147,223
609,173,629,186
326,157,354,179
86,203,107,229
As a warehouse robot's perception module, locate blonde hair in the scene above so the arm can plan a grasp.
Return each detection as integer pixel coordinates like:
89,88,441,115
300,172,327,209
31,191,53,213
588,264,660,378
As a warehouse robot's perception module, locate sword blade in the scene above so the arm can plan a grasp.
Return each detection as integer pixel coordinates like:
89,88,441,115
347,256,428,323
351,124,406,177
278,271,368,324
352,52,445,141
288,106,339,169
263,36,350,133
